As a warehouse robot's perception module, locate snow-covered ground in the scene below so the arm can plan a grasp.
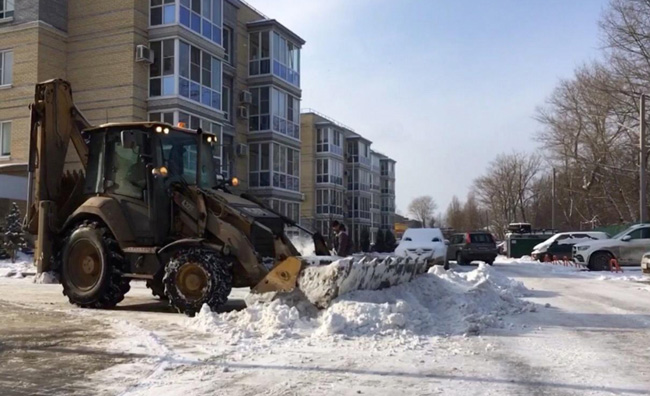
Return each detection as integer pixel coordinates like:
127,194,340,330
0,256,649,395
0,251,35,278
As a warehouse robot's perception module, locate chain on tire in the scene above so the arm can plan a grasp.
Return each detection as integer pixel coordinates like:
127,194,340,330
163,248,233,317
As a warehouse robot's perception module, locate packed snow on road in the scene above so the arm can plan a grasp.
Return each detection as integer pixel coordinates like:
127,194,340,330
1,256,649,395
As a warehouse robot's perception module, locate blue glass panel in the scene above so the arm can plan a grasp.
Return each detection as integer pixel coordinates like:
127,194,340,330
272,116,279,132
163,4,175,24
162,76,175,95
180,6,190,27
273,174,279,187
179,78,189,97
202,19,211,40
280,174,286,189
273,60,280,76
212,25,221,45
201,87,211,106
250,173,259,187
191,13,201,33
181,0,190,7
211,91,220,109
260,172,270,187
281,64,287,81
190,82,200,102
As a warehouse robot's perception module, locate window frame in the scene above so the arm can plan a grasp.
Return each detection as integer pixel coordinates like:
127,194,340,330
0,50,13,87
0,120,11,157
0,0,15,20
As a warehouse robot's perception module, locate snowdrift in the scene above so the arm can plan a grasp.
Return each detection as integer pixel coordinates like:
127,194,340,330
190,263,534,340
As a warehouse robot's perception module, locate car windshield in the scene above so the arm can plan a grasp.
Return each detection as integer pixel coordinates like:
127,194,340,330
470,233,494,243
159,131,218,189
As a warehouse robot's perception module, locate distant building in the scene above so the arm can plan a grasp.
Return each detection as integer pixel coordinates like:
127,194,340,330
300,110,397,247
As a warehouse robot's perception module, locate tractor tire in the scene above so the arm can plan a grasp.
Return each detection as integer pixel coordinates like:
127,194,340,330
588,251,612,272
60,221,131,309
146,272,168,300
163,249,233,317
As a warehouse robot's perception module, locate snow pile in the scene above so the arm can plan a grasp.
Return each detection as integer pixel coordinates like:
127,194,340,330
496,255,585,273
33,271,59,284
191,263,533,340
290,236,317,256
0,252,35,278
192,301,312,340
596,273,648,283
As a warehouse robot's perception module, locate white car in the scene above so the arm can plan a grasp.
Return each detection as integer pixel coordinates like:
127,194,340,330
394,228,447,268
572,224,650,270
531,231,609,260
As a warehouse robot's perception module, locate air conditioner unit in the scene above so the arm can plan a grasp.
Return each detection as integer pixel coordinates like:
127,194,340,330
238,106,249,120
239,90,253,104
300,193,306,202
135,45,154,64
236,143,248,157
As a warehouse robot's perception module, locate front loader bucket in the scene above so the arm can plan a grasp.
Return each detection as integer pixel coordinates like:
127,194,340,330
248,255,432,309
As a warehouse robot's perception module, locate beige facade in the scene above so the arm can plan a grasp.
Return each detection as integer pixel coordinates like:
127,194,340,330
300,110,397,247
0,0,305,223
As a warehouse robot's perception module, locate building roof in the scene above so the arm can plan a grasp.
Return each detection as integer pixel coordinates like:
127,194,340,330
371,150,396,163
246,19,306,45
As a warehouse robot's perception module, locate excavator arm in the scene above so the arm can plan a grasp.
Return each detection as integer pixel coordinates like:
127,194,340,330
25,79,92,272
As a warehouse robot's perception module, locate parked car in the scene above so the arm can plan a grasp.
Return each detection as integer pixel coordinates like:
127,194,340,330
573,224,650,270
641,251,650,274
446,232,498,266
394,228,447,268
531,231,609,260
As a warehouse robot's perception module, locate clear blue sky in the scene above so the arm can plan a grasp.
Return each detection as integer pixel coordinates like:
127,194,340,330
248,0,609,216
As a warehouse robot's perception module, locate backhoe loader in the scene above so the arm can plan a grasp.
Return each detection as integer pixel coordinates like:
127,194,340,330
24,79,430,316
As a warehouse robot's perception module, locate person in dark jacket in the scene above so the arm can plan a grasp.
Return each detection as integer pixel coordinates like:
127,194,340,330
331,220,352,257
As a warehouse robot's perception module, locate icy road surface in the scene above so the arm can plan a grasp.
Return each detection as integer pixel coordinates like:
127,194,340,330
1,259,649,396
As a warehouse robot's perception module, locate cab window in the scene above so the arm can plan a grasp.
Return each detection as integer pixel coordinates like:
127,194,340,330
105,130,150,200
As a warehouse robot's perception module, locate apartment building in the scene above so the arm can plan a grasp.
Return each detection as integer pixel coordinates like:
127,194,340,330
299,110,347,240
0,0,304,221
300,110,397,248
378,153,396,231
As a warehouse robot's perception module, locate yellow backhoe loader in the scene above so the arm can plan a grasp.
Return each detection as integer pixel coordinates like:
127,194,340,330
24,79,430,316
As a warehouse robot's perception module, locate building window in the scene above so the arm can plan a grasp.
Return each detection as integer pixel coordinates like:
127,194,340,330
0,50,13,86
149,111,174,125
221,134,233,178
271,87,300,139
178,40,221,109
0,0,14,20
316,128,328,152
272,143,300,191
222,84,230,121
150,40,175,97
316,189,343,215
249,31,270,76
179,0,222,45
272,32,300,87
249,142,271,187
249,87,270,131
348,195,370,220
223,25,232,64
316,127,343,155
348,168,369,191
0,121,10,156
150,0,175,26
316,158,343,185
150,39,222,111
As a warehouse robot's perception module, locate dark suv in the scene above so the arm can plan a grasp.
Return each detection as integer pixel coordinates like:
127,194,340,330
446,232,498,265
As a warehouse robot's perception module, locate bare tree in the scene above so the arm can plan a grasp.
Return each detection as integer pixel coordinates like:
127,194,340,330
445,196,465,231
408,196,437,228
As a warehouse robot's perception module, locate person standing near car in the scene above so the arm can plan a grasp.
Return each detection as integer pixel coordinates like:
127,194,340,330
331,220,352,257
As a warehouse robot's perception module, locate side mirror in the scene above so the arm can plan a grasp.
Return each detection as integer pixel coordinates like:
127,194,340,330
444,239,450,246
622,235,632,242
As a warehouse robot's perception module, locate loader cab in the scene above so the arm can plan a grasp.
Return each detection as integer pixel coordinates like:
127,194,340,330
82,122,219,246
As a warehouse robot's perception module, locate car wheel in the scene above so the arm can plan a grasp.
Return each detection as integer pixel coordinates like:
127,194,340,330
456,252,465,266
443,259,450,270
588,251,612,272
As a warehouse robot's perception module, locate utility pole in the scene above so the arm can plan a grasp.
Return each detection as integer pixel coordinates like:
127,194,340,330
551,168,556,230
641,94,647,224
